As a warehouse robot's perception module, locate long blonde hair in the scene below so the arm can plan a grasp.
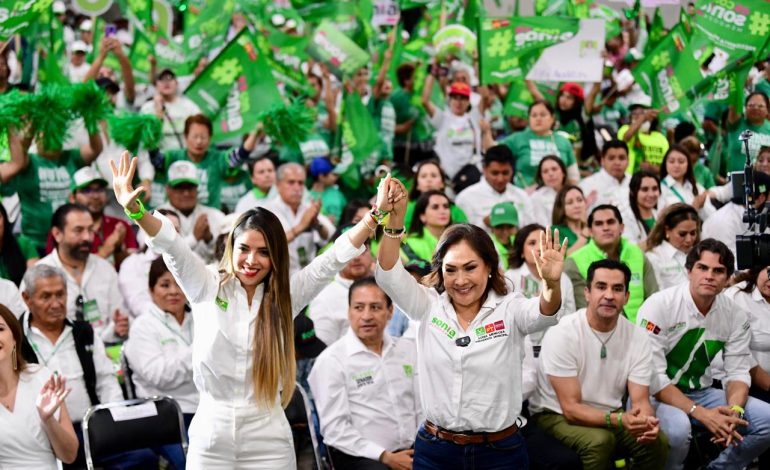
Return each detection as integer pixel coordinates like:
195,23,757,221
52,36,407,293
219,208,296,408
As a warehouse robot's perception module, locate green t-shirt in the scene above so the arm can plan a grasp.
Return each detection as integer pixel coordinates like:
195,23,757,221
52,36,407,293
159,147,233,209
309,185,348,225
755,79,770,102
553,224,579,250
390,88,432,143
7,151,85,249
220,168,253,213
617,125,669,173
278,133,331,165
403,228,439,263
500,128,576,187
643,217,656,231
726,117,770,173
594,100,628,131
693,162,716,189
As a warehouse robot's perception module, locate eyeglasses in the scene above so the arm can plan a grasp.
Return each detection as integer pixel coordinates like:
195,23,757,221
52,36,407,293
455,336,471,347
747,104,767,109
75,294,84,321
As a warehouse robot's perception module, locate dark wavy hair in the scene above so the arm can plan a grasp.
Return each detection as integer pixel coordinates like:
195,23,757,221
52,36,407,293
0,204,27,285
409,190,452,235
508,224,546,270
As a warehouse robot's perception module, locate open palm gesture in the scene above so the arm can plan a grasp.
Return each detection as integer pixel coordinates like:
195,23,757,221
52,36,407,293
532,227,568,284
110,151,145,212
36,373,71,423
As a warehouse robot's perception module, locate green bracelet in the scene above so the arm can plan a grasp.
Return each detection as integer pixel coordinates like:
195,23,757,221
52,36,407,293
617,411,624,428
605,412,612,429
124,200,146,220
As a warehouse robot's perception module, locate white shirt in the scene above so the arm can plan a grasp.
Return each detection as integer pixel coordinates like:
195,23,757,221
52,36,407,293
375,259,560,432
455,178,536,231
579,168,631,213
531,309,653,414
66,61,91,83
0,365,59,469
724,283,770,372
430,108,482,179
636,282,752,394
504,265,575,346
123,305,198,413
308,330,421,461
0,278,26,318
263,196,335,275
157,203,225,264
140,96,201,150
308,275,354,346
702,202,754,267
118,249,159,318
234,186,278,215
531,186,557,227
33,251,124,344
659,175,716,221
22,316,123,423
646,241,688,290
621,205,657,245
145,213,364,407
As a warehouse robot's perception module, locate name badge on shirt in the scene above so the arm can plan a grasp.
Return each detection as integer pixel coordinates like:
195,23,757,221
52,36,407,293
403,364,414,378
83,299,101,324
352,370,374,388
473,320,508,343
215,296,228,311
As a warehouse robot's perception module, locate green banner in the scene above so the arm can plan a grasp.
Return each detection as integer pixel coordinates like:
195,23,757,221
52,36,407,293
0,0,49,41
478,16,579,84
691,0,770,63
687,53,754,113
182,0,236,61
37,4,68,84
336,91,381,189
306,20,370,78
185,29,282,141
154,32,197,76
128,25,155,83
433,24,477,60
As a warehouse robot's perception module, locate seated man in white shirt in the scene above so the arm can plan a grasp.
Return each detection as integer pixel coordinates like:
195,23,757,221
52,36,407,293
309,277,420,470
579,140,631,212
530,259,668,470
637,239,770,470
263,163,335,274
19,264,156,468
158,161,224,264
455,145,535,231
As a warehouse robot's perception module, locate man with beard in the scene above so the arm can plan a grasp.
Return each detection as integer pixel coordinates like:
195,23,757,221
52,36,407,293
31,204,128,344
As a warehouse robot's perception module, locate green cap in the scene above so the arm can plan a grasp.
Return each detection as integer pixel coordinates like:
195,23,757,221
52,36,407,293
489,202,518,227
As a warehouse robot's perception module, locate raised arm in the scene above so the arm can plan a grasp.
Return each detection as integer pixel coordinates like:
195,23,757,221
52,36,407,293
0,127,28,184
421,68,437,118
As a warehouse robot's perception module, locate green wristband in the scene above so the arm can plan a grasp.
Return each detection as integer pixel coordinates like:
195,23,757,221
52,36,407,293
617,411,623,428
605,412,612,429
124,200,146,220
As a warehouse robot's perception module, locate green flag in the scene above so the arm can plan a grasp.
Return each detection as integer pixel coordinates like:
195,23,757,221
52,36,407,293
691,0,770,63
336,91,381,189
128,25,155,83
125,0,153,27
182,0,236,61
647,7,665,52
184,29,282,141
478,16,579,84
306,20,370,79
0,0,50,41
36,4,68,85
687,53,754,114
535,0,569,16
154,32,197,77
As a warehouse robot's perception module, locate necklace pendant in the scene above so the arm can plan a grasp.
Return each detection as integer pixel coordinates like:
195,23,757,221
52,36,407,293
600,344,607,359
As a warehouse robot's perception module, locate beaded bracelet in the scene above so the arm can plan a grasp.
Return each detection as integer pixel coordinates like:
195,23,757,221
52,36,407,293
383,227,405,239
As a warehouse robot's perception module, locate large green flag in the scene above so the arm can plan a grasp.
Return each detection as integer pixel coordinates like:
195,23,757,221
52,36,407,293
647,7,665,53
154,32,197,76
691,0,770,64
128,25,155,83
184,29,282,141
535,0,569,17
182,0,236,61
35,3,68,85
687,53,754,113
478,16,579,85
0,0,49,41
306,20,370,79
632,24,701,115
336,91,381,189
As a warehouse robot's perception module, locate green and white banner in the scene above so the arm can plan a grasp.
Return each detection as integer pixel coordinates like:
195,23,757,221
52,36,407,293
185,29,282,141
72,0,114,16
0,0,49,41
182,0,236,60
433,24,476,60
306,20,370,79
691,0,770,66
478,16,579,84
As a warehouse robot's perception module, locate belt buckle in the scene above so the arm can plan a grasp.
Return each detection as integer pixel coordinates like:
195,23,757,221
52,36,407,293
451,433,471,445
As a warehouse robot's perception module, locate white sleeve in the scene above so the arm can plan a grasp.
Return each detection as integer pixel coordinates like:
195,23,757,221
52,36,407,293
124,318,193,390
308,354,386,461
560,274,576,316
136,149,155,182
635,294,671,394
145,213,220,303
539,325,578,378
628,331,653,387
93,336,125,404
290,233,365,317
118,257,154,318
375,258,436,321
723,309,753,387
313,214,336,244
511,294,560,335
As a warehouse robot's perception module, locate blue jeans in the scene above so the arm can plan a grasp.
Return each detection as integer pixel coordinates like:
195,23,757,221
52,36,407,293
154,412,194,469
654,387,770,470
413,424,529,470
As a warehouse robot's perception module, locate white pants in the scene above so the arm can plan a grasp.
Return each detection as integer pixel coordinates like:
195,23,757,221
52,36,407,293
186,398,296,469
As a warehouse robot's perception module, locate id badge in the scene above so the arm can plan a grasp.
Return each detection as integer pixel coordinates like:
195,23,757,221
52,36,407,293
82,299,102,325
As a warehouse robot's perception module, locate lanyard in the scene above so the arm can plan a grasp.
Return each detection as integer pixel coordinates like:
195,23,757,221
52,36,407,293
662,178,686,203
151,309,192,346
23,319,73,367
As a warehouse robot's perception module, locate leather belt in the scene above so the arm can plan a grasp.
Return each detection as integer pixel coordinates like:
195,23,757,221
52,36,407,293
423,420,519,445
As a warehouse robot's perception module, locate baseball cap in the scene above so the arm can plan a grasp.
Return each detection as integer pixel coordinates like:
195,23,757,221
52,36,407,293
72,40,88,54
294,313,326,359
628,95,653,111
167,161,200,187
309,157,334,177
559,82,585,102
489,202,519,227
72,167,108,191
79,19,93,32
157,68,176,81
95,77,120,95
53,1,66,14
449,82,471,98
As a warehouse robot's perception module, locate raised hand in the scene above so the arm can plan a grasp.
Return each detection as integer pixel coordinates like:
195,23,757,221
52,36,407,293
374,174,408,216
532,227,568,284
37,373,71,424
109,151,145,213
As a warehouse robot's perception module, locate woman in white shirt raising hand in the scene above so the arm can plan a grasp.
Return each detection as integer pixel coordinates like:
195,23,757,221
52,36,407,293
375,176,567,470
111,151,386,469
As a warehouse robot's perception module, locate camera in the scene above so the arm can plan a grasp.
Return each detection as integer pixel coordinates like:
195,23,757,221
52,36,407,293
735,130,770,270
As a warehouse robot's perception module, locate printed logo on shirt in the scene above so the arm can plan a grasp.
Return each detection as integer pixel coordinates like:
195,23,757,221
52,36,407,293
474,320,508,342
743,320,751,331
352,370,374,388
640,319,661,335
630,272,641,284
667,322,687,334
215,296,228,311
430,316,457,340
403,364,414,378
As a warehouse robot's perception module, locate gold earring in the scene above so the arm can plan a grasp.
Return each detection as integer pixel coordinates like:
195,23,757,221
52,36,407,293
11,346,17,371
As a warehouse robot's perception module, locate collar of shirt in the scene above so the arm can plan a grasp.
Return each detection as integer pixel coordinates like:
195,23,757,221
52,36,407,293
753,285,769,305
148,304,194,345
659,241,686,261
343,329,394,358
48,249,98,288
24,313,74,365
598,168,629,186
438,288,505,327
663,175,692,192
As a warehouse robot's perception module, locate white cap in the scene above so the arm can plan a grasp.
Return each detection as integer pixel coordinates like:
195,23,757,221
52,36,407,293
167,161,200,187
71,40,88,53
72,166,108,191
79,19,93,32
53,1,66,14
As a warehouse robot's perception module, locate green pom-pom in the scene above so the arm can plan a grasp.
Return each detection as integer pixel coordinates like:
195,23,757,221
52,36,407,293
0,89,32,131
258,99,316,150
107,113,163,153
72,81,113,135
27,84,76,152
